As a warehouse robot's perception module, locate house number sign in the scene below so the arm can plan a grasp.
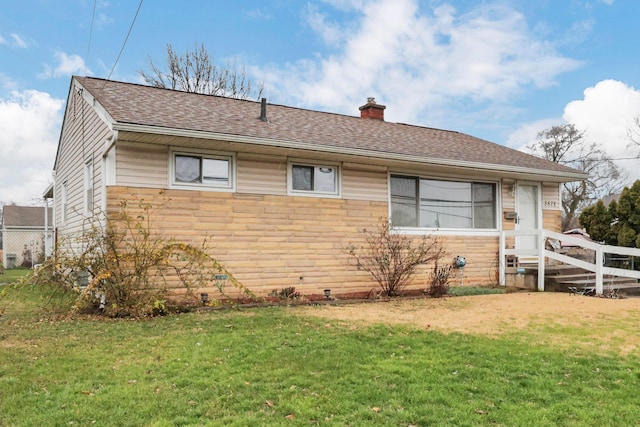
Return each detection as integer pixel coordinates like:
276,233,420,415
543,197,560,210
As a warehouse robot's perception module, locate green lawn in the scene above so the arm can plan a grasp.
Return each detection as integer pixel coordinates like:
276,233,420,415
0,268,32,285
1,285,639,426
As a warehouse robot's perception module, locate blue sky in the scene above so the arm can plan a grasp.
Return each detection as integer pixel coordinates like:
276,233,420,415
1,0,639,205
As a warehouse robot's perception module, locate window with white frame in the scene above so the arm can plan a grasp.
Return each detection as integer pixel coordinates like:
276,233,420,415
390,175,497,229
84,159,94,214
289,162,339,196
171,151,233,190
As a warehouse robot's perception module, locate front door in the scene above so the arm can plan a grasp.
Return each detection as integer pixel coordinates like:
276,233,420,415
516,183,540,261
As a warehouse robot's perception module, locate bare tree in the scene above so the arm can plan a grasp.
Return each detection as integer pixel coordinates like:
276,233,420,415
627,115,640,156
528,124,627,230
139,43,264,100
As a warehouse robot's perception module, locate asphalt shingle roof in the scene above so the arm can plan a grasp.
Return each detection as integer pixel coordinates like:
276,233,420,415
75,76,584,178
2,206,52,228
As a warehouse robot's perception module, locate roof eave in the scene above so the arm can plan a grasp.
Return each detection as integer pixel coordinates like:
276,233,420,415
112,123,589,182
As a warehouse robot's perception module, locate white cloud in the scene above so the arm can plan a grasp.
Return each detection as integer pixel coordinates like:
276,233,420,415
38,52,92,79
507,79,640,182
559,19,594,46
0,89,64,205
0,33,29,49
261,0,581,128
245,8,272,20
563,79,640,180
96,13,115,29
306,4,344,47
505,118,561,149
10,33,28,49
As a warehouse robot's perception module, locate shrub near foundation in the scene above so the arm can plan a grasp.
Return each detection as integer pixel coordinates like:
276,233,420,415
346,218,447,297
426,261,452,298
31,200,252,317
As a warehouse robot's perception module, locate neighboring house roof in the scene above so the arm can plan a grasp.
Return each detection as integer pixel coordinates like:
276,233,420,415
64,76,587,181
601,193,621,207
2,206,52,229
561,228,593,248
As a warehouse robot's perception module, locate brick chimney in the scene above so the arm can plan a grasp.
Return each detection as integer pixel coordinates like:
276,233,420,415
359,97,386,120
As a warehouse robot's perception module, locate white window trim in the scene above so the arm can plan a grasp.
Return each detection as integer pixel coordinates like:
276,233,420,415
84,158,94,215
287,159,341,198
388,173,502,235
169,148,236,192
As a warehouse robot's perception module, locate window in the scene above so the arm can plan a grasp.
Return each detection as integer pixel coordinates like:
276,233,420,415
84,159,94,214
289,162,339,196
171,151,233,190
390,175,497,229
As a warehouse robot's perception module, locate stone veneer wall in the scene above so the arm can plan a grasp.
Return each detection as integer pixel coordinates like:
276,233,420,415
108,186,502,297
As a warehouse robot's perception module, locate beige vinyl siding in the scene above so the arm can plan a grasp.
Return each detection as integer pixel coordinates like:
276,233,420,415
116,142,168,188
111,146,392,201
542,182,561,210
233,154,391,201
342,165,388,201
542,182,562,232
54,87,110,238
501,179,516,211
237,153,287,195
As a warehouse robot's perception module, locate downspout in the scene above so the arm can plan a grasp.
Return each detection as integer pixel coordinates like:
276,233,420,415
43,198,48,260
51,171,57,256
101,131,118,218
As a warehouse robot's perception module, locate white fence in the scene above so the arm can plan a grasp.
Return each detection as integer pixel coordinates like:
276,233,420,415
499,229,640,294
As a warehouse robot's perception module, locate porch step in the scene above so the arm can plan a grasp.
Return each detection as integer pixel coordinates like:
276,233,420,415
545,266,639,293
551,273,635,283
553,277,636,285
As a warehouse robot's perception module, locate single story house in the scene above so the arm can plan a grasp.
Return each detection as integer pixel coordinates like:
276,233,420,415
1,205,53,268
52,76,587,296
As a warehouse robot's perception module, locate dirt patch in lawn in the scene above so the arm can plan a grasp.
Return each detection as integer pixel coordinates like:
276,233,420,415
293,293,640,354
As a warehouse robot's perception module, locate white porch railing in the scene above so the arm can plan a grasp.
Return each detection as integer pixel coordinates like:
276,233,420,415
499,229,640,294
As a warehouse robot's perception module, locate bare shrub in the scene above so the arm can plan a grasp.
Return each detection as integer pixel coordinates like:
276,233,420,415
346,218,447,297
269,286,302,301
426,260,452,298
32,200,253,317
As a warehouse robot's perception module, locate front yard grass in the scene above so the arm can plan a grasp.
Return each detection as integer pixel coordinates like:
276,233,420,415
1,284,639,426
0,267,32,284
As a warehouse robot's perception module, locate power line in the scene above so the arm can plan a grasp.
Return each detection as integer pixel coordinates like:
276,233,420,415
105,0,144,81
84,0,97,69
561,155,639,163
605,156,640,161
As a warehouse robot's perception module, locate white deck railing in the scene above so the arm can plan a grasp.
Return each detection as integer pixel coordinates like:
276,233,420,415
499,229,640,294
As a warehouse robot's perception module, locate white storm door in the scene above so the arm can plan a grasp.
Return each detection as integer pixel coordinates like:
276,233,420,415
516,183,540,260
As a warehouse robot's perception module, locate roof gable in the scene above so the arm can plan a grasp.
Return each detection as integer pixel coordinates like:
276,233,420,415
73,76,586,180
